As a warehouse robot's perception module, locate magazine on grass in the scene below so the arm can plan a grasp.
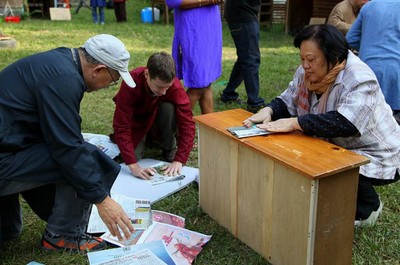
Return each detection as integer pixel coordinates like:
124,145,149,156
151,210,185,228
226,125,273,138
137,222,211,265
101,210,186,247
87,240,175,265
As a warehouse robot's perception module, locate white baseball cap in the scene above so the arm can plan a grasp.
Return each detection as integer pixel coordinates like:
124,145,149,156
83,34,136,88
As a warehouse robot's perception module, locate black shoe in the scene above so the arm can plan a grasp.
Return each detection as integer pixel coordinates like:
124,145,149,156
220,95,243,105
393,111,400,125
247,104,266,113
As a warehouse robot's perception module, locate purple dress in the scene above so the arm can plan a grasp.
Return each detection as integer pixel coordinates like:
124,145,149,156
166,0,222,88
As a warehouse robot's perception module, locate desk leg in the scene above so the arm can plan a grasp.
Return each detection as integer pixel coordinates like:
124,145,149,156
312,169,359,264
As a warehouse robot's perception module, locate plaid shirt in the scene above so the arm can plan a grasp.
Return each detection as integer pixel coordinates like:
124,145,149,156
279,51,400,180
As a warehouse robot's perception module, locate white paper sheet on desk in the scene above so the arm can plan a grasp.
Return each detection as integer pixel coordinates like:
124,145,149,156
111,158,198,204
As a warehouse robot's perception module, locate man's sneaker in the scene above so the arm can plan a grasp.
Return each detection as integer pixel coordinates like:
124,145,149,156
354,200,383,227
41,230,106,253
247,104,266,114
220,95,243,105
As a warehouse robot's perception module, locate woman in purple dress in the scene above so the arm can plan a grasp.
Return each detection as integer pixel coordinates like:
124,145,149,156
166,0,223,114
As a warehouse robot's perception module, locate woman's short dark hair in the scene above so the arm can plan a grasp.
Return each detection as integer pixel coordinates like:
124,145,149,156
147,52,176,83
293,24,349,65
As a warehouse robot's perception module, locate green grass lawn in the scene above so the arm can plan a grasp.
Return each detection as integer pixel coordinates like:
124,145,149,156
0,1,399,264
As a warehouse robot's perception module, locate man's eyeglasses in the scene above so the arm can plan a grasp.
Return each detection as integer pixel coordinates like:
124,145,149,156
106,67,119,86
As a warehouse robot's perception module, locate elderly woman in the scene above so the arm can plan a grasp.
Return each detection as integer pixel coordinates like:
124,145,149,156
244,24,400,227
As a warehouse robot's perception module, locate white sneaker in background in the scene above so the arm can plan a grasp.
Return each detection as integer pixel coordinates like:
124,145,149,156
354,199,383,227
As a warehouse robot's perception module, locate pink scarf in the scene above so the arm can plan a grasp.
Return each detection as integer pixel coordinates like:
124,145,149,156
297,60,346,115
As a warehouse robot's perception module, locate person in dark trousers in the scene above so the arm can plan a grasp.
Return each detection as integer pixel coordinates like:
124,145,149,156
113,0,127,22
0,34,136,252
90,0,107,24
220,0,266,113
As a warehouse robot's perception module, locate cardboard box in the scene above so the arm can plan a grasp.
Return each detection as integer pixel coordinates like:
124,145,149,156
49,7,71,21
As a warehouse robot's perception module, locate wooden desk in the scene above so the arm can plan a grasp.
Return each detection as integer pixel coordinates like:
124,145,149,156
193,109,369,265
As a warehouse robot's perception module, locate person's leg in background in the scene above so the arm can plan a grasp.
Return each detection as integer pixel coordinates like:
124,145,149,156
99,7,105,24
113,2,126,22
221,21,265,113
186,86,213,114
120,1,127,22
92,7,99,23
239,21,265,112
220,22,243,103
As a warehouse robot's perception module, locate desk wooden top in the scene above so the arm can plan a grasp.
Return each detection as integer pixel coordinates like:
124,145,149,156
193,109,369,179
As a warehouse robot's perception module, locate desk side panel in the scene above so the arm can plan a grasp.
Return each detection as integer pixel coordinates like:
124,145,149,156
198,126,238,234
313,169,359,265
270,162,312,264
236,146,312,264
236,146,274,258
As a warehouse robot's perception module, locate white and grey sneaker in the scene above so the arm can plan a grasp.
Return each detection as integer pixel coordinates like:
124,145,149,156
354,199,383,227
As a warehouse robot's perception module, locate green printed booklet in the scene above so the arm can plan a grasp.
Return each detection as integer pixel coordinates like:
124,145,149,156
149,162,186,185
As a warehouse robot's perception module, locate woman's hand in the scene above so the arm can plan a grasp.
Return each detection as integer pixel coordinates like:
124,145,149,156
243,107,273,127
257,117,302,133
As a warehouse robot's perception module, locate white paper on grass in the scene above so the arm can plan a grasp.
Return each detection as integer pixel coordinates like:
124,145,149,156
111,159,198,204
